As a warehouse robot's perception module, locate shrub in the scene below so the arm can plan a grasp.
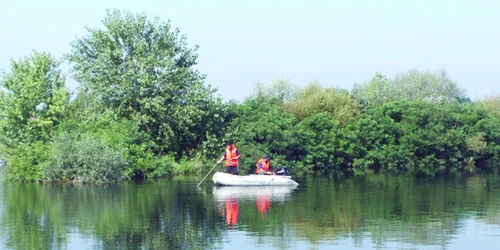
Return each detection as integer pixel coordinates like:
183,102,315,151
4,142,50,182
54,114,158,180
44,132,127,183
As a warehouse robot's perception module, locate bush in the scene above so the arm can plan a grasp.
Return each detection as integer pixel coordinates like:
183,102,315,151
144,154,175,178
44,132,127,183
342,101,500,175
4,142,50,182
54,114,158,180
172,155,203,176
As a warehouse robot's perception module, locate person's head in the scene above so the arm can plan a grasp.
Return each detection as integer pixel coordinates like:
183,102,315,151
226,140,233,149
263,154,270,161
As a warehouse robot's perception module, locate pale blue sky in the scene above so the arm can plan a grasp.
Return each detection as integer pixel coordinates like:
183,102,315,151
1,0,499,102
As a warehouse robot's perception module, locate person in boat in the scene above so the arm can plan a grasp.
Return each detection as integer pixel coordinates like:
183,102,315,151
256,154,273,175
218,141,241,175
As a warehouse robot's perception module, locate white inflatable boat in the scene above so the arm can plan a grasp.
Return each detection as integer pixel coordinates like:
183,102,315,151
212,171,299,186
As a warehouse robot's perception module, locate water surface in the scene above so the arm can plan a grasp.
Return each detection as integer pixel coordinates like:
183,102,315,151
1,171,500,249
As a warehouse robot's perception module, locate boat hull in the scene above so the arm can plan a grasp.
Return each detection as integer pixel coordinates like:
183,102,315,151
212,172,299,186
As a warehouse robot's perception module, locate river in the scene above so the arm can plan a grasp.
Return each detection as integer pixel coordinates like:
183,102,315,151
1,170,500,249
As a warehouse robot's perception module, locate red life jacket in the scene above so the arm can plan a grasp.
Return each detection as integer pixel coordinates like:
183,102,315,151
255,158,270,173
225,146,239,166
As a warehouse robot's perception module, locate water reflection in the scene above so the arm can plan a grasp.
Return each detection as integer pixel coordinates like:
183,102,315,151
256,194,270,217
223,198,239,227
1,173,500,249
212,186,297,202
213,186,297,227
0,179,225,250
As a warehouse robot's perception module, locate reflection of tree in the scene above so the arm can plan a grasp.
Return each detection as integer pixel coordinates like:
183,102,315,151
2,174,500,249
282,174,500,248
1,180,224,250
0,183,67,250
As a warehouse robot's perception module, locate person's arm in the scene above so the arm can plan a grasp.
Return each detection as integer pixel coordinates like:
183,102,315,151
234,150,241,160
217,152,226,163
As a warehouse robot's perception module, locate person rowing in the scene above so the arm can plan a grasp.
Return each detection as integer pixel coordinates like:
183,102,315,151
217,141,241,175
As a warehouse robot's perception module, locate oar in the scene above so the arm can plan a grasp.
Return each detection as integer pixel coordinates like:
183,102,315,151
197,161,221,187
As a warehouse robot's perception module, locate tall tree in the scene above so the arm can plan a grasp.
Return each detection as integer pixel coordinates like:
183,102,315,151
0,50,69,148
67,9,225,157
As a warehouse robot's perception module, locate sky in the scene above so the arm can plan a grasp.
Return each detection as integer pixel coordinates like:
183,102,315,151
1,0,499,102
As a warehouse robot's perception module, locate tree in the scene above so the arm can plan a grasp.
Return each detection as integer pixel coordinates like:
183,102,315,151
475,93,500,118
0,50,69,149
0,51,69,181
224,97,298,173
249,78,297,103
352,69,468,107
391,69,467,104
67,9,225,157
351,72,392,107
284,81,362,126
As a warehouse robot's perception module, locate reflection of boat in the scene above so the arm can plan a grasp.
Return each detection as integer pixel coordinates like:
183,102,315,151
212,185,297,202
212,172,299,186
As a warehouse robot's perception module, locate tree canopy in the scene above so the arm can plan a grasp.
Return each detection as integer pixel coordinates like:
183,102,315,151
0,50,69,148
352,69,468,107
67,9,226,158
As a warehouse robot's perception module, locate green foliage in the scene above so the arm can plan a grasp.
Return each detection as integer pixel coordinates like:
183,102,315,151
67,9,225,158
249,78,297,103
343,101,499,175
44,131,127,183
226,97,298,174
468,115,500,169
284,81,362,126
227,83,500,176
475,93,500,118
53,112,159,180
352,69,468,108
293,113,343,172
4,141,50,182
0,50,69,148
0,51,69,182
351,72,392,107
145,154,175,178
2,7,500,181
200,100,240,161
171,155,203,176
466,134,487,155
391,69,467,103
